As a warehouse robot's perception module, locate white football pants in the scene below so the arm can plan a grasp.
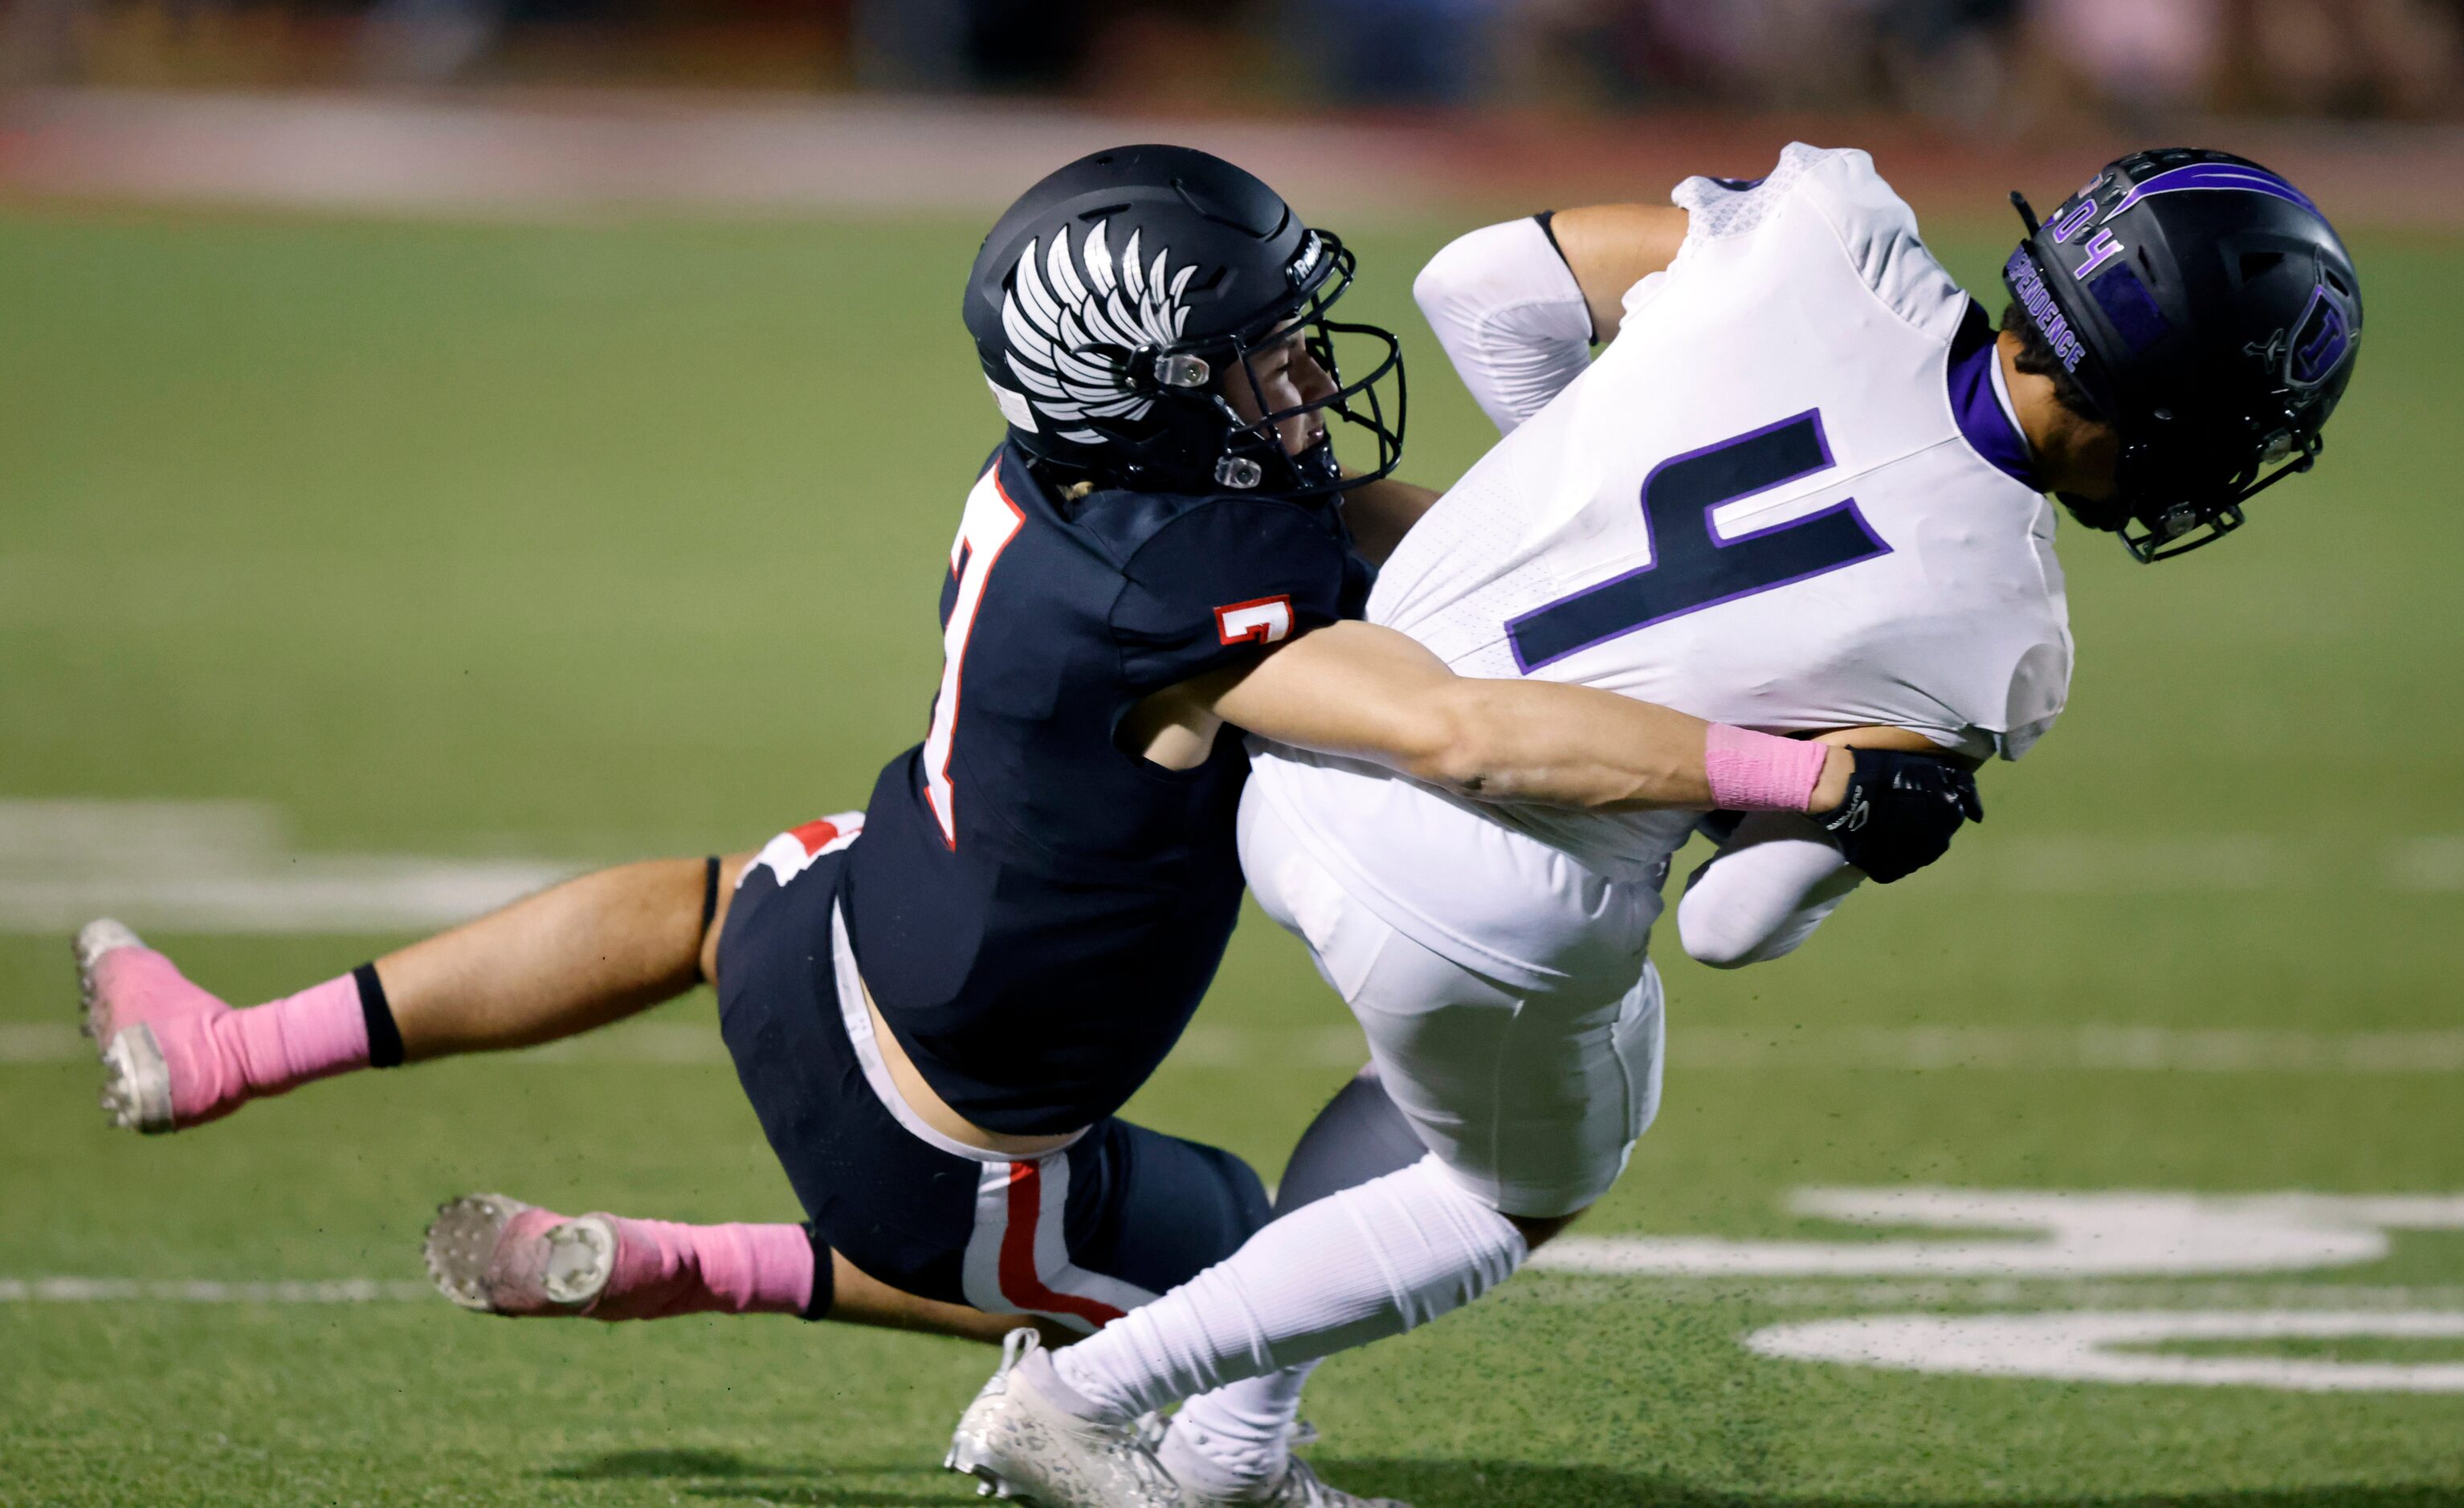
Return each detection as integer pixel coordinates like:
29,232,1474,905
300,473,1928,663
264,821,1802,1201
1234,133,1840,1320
1239,786,1666,1219
1049,792,1666,1431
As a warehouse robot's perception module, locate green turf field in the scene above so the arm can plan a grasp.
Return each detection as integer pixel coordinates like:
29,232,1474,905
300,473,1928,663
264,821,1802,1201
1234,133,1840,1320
3,204,2461,1506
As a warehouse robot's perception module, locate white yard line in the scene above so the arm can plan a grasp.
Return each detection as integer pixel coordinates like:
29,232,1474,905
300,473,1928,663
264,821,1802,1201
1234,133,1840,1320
0,1277,431,1303
0,800,573,934
1679,1025,2464,1072
2389,836,2464,893
0,868,581,935
12,1020,2464,1072
1504,1279,2464,1310
3,801,2460,936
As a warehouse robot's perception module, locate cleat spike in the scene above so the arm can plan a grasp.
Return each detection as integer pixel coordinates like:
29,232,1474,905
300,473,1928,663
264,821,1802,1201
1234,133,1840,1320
100,1027,173,1134
423,1194,536,1313
422,1194,616,1318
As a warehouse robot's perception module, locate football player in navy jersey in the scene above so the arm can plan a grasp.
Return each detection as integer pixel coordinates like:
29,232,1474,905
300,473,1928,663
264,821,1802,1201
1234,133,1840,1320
74,145,1977,1506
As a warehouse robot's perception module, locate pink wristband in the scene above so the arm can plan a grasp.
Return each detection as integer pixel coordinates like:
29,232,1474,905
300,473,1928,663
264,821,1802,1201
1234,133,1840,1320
1703,723,1830,813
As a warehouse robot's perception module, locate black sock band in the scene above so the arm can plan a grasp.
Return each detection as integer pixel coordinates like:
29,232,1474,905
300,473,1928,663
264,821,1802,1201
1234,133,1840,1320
800,1225,834,1322
697,856,722,983
353,963,405,1069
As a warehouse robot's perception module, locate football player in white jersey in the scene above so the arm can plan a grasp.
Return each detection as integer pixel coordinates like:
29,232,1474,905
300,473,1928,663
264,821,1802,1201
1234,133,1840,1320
944,144,2364,1506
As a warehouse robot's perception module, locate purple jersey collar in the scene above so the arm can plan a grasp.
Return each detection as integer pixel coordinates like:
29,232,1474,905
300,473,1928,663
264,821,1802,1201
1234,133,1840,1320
1948,300,2037,489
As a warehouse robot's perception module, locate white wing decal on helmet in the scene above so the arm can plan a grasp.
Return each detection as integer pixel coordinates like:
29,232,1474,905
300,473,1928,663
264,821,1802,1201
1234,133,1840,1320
1001,219,1197,445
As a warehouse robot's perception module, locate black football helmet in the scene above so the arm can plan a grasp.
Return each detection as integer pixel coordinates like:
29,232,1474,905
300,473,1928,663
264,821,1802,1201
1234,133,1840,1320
962,144,1405,497
2006,149,2363,560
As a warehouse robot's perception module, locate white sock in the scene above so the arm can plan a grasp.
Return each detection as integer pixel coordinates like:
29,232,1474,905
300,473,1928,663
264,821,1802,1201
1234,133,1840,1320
1050,1155,1524,1423
1159,1363,1317,1498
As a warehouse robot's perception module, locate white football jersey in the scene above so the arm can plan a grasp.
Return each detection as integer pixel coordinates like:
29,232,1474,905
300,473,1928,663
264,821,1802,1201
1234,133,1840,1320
1249,145,2073,988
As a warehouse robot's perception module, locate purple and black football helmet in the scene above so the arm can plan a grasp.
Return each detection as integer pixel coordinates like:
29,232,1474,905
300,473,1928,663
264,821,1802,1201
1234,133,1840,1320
2007,149,2363,560
962,144,1405,498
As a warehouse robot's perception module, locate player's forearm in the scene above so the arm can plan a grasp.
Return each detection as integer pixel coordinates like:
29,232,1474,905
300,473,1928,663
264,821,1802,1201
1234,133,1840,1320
1205,622,1850,816
1414,678,1711,809
1415,679,1850,814
1541,202,1689,344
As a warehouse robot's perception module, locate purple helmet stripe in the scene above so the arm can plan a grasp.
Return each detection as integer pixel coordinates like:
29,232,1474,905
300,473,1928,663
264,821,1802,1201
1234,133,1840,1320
2109,161,2323,221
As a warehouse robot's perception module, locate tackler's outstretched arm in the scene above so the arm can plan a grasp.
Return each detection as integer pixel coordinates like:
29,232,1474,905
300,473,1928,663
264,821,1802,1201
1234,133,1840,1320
1194,622,1979,881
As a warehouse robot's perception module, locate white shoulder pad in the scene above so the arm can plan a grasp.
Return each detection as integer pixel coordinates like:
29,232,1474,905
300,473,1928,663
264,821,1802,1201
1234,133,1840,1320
1668,142,1835,239
1671,144,1963,336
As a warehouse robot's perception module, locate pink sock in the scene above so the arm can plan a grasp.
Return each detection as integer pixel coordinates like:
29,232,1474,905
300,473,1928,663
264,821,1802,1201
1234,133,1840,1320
593,1219,815,1321
161,976,369,1123
221,976,369,1095
1703,723,1831,813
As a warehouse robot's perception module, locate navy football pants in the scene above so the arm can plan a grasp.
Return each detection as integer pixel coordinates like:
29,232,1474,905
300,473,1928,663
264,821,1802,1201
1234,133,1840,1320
715,818,1271,1332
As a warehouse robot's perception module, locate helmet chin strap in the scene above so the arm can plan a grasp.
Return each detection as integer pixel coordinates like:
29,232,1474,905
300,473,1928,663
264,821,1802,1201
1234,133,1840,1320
1289,438,1340,489
2056,491,2134,534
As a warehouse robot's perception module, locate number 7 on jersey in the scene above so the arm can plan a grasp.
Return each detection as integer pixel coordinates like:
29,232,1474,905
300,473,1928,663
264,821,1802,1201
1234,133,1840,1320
924,467,1026,847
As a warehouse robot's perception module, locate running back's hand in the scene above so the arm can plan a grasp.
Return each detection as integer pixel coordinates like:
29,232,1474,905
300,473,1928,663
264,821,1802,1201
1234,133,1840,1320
1808,749,1983,883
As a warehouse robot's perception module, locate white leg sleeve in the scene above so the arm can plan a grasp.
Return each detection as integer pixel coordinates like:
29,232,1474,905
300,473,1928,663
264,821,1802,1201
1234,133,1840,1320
1157,1362,1318,1497
1413,217,1594,434
1050,1155,1526,1423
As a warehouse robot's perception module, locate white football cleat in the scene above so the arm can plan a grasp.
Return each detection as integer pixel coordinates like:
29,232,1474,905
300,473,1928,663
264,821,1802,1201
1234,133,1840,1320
97,1025,175,1134
1157,1418,1409,1508
423,1193,616,1315
1192,1458,1410,1508
73,917,230,1134
946,1329,1185,1506
74,918,145,1041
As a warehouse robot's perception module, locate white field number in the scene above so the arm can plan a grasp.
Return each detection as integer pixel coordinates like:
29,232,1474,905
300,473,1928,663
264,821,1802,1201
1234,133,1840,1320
1532,1188,2464,1279
1748,1310,2464,1393
1533,1188,2464,1394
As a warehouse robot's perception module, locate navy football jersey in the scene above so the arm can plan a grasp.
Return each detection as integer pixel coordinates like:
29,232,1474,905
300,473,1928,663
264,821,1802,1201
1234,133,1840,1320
842,441,1370,1135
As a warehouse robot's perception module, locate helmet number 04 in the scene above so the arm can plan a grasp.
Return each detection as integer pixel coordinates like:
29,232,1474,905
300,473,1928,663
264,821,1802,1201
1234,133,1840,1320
1505,410,1892,672
924,466,1028,849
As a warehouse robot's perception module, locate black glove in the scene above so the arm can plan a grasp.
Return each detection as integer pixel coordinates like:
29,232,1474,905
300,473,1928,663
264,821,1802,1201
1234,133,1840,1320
1808,748,1983,884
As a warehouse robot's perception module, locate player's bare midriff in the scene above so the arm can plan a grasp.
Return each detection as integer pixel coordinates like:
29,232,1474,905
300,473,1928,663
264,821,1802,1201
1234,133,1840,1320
862,977,1083,1156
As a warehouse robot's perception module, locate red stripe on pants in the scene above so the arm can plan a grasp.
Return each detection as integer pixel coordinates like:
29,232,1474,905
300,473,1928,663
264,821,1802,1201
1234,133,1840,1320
997,1160,1126,1330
